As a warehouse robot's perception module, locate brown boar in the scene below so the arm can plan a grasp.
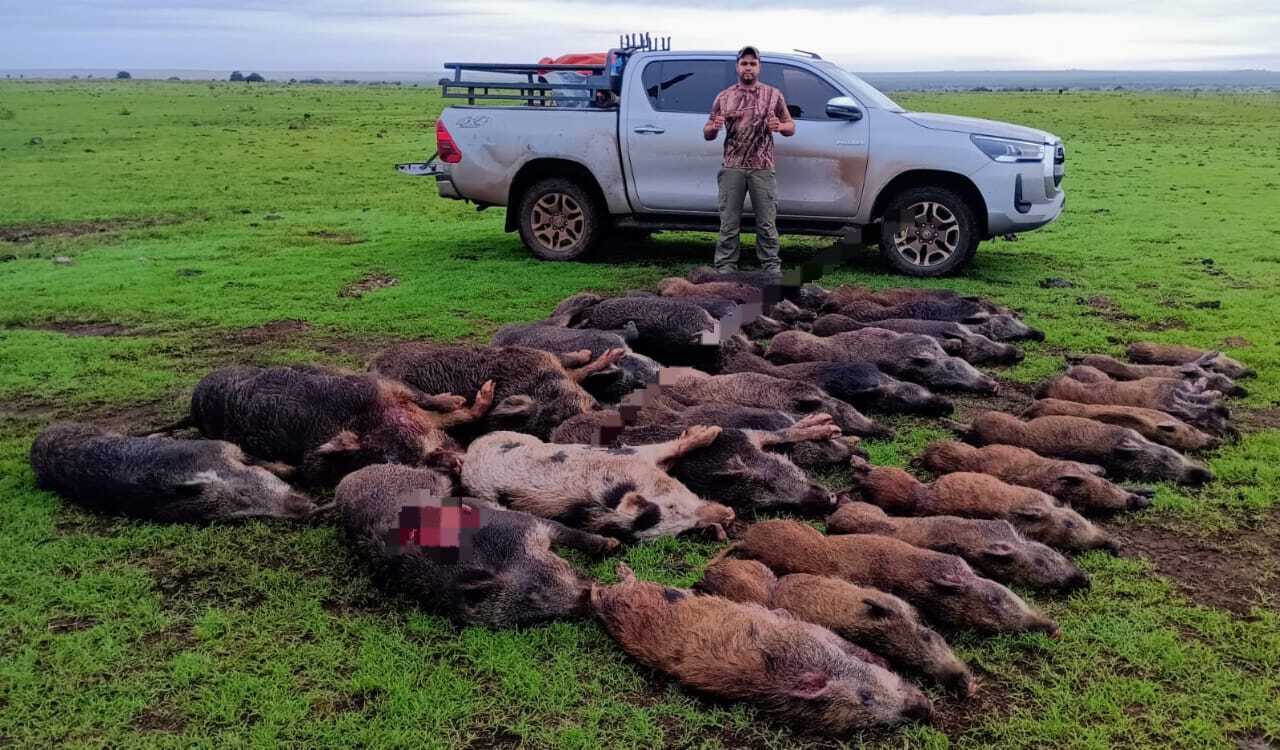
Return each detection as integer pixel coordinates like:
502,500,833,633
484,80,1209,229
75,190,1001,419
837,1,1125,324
1072,354,1245,397
966,411,1213,485
1126,342,1255,380
658,276,764,306
336,464,616,627
814,315,1022,365
821,296,992,325
734,520,1059,636
592,564,933,734
766,328,999,394
848,462,1115,553
920,441,1151,514
695,558,974,693
1024,399,1217,451
370,344,618,440
461,427,735,540
186,365,494,486
827,502,1090,591
1041,366,1232,436
30,422,317,523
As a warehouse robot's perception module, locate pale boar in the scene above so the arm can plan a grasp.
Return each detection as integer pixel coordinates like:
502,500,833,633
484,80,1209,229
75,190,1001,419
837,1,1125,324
592,564,934,734
462,427,736,540
694,558,974,693
811,315,1022,366
1126,342,1254,380
965,411,1213,485
1072,354,1245,397
827,502,1090,591
1041,366,1232,436
734,520,1059,636
336,464,617,627
920,441,1151,514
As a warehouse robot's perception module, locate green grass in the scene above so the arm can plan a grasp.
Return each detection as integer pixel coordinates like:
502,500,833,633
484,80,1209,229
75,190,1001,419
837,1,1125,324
1,81,1278,749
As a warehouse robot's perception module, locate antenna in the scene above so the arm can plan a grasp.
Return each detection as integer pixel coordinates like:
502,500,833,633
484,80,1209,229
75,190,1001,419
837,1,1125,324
792,48,822,59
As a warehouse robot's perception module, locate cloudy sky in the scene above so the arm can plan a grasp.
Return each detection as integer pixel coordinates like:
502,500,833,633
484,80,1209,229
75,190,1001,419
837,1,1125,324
2,0,1277,72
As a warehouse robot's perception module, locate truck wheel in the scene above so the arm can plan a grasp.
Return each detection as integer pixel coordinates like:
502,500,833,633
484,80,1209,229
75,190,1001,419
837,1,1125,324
517,178,603,261
878,186,979,277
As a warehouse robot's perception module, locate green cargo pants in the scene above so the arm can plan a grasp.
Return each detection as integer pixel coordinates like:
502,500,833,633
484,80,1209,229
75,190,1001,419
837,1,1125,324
714,167,780,273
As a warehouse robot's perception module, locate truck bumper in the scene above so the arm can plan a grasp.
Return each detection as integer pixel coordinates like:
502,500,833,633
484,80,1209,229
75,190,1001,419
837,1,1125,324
971,154,1065,236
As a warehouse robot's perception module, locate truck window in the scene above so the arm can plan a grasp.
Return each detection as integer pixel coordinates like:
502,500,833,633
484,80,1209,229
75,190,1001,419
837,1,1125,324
642,60,732,114
760,64,843,121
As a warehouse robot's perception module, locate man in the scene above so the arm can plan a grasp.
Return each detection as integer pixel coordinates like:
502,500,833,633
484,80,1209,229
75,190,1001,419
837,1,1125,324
703,46,795,273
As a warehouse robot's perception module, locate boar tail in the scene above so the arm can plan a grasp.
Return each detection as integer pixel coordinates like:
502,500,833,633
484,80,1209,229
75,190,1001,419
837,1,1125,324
704,543,740,568
937,417,970,434
132,415,194,437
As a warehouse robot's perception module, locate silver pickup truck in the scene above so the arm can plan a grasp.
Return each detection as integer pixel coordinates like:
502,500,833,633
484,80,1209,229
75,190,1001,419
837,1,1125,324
405,48,1066,276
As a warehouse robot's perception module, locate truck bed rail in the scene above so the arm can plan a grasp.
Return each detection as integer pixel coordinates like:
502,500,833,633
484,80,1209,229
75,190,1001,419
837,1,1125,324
440,62,614,106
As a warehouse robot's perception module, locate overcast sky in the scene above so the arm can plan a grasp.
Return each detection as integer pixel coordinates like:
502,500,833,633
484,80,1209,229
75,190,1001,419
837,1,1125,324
2,0,1277,72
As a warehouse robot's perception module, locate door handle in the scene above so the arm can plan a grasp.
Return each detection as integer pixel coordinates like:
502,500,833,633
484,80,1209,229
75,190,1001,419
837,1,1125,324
633,125,666,134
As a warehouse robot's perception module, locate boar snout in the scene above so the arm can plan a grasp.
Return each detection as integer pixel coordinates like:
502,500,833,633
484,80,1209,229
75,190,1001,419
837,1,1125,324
1185,464,1213,485
800,485,839,516
1127,491,1152,511
1062,570,1091,592
977,376,1000,395
902,689,934,723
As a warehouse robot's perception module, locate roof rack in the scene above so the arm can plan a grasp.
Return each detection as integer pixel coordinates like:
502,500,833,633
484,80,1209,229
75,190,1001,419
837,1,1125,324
792,48,822,60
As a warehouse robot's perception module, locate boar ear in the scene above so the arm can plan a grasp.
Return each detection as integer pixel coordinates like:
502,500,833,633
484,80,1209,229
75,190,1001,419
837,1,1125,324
314,430,362,455
939,338,964,355
1013,506,1047,520
982,542,1017,559
861,597,894,619
456,569,499,604
930,575,968,594
1060,474,1087,486
490,395,536,419
787,672,831,700
174,474,217,497
1114,441,1142,457
718,456,756,478
1156,422,1180,433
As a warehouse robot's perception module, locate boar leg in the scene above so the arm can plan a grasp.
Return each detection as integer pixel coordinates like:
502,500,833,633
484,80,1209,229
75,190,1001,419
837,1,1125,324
747,413,842,448
567,348,628,383
434,380,497,428
412,392,469,412
557,349,594,368
543,519,621,555
635,425,723,469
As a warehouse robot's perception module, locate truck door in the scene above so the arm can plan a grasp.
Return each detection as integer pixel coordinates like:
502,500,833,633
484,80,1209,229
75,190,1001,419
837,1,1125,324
624,58,732,214
760,63,868,219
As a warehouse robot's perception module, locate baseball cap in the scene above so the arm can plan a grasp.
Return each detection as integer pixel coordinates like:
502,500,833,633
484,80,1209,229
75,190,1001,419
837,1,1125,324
736,45,760,61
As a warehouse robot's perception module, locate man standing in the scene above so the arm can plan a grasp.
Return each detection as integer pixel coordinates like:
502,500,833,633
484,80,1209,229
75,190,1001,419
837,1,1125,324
703,46,795,273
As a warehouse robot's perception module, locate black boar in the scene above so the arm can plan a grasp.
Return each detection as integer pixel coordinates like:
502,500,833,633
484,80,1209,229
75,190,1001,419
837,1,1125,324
370,344,619,440
733,520,1058,636
1127,342,1254,380
552,293,724,369
592,563,933,734
1024,399,1217,452
490,322,660,403
336,464,616,627
965,411,1213,485
461,427,736,540
695,558,974,693
766,329,999,394
848,462,1116,553
552,413,840,517
920,441,1149,514
811,316,1022,365
827,502,1089,591
186,365,494,485
31,422,316,522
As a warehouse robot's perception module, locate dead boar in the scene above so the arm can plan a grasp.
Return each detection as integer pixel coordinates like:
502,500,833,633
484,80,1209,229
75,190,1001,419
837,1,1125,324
821,296,991,325
490,322,660,403
593,563,933,733
811,315,1022,365
1038,367,1232,436
695,558,974,693
659,276,764,306
336,464,617,627
921,441,1150,514
721,344,953,416
552,414,841,517
370,344,619,440
965,411,1213,485
643,291,788,339
1072,354,1245,397
186,365,493,485
1024,399,1217,452
31,422,316,522
643,366,886,437
766,328,999,394
461,427,736,540
734,520,1059,636
848,462,1115,553
552,293,724,369
1127,342,1255,380
827,502,1090,591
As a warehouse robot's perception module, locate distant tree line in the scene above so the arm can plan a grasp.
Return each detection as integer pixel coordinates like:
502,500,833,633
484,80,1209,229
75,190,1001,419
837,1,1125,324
229,71,266,82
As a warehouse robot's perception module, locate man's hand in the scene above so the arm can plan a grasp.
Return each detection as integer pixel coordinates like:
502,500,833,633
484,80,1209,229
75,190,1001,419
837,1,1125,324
704,114,726,141
711,114,726,129
766,115,781,132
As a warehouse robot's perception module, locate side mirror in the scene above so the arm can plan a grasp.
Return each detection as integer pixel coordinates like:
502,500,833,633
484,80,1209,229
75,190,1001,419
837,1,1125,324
826,96,862,121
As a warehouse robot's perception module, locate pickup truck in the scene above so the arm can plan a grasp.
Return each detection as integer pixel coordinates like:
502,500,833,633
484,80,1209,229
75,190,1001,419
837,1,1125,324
404,48,1066,276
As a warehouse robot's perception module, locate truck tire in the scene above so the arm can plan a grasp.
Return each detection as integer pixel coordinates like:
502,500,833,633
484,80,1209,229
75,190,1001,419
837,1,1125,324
878,186,979,277
517,178,604,261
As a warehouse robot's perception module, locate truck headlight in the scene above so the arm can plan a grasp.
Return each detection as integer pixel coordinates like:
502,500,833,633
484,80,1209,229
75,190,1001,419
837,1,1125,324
971,134,1045,163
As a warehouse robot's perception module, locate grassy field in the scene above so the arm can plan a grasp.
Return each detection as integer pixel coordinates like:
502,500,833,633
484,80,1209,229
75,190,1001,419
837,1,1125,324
1,80,1278,749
